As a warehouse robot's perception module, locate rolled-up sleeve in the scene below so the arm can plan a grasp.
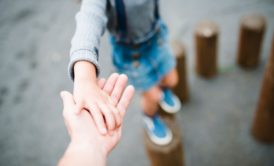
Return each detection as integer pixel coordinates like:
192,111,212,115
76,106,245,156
69,0,107,80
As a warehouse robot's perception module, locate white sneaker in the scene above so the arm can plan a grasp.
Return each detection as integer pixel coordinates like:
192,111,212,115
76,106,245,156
143,114,173,145
159,88,181,114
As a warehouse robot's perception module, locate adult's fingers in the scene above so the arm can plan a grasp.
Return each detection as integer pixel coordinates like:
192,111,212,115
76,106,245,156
98,102,116,131
110,74,128,106
97,78,106,89
87,103,107,135
103,73,119,95
74,101,85,115
63,119,72,136
108,103,122,127
60,91,76,113
117,85,135,118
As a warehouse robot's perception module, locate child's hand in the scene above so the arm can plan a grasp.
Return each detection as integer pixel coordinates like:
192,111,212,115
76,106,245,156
73,61,129,135
59,80,134,163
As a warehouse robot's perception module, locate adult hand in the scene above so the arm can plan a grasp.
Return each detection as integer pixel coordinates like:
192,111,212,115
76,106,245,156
59,74,134,166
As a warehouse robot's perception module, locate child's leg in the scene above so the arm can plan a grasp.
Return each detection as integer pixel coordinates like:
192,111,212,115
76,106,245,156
158,68,181,113
160,68,179,88
142,85,173,145
141,85,162,116
141,68,179,116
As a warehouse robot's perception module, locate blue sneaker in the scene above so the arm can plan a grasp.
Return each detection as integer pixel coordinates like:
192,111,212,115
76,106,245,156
160,89,181,113
143,114,172,145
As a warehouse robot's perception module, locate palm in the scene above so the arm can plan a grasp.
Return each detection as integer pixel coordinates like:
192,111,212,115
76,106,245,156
62,73,134,156
78,109,122,154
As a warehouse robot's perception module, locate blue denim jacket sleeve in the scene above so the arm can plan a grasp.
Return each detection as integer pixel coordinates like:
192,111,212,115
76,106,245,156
68,0,107,80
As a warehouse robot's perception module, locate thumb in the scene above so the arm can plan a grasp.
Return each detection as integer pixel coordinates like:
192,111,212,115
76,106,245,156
60,91,76,111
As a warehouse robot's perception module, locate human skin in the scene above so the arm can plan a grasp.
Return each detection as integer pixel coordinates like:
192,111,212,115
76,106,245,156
73,61,128,134
141,68,179,116
58,73,135,166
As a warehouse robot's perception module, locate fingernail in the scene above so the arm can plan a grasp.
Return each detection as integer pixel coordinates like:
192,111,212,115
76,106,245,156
129,85,135,90
60,91,66,98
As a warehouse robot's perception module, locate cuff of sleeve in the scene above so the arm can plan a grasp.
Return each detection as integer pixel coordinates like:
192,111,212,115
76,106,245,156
68,49,100,81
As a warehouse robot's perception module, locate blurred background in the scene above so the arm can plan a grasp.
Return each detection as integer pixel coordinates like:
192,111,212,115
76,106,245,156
0,0,274,165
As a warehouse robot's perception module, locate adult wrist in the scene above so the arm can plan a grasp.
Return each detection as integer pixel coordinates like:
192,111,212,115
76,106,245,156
60,141,107,166
69,140,107,159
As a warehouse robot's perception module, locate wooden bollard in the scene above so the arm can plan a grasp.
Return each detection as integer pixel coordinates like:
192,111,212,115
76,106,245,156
251,34,274,143
171,41,189,103
195,20,219,78
237,14,266,69
144,41,187,165
144,115,184,166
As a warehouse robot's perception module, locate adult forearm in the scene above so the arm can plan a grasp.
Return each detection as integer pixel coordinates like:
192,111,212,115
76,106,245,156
58,141,106,166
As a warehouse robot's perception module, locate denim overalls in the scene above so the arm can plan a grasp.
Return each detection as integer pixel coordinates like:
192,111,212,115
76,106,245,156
109,0,176,91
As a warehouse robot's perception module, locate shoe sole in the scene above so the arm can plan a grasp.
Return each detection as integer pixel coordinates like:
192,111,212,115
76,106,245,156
143,116,173,146
145,127,173,146
160,95,181,114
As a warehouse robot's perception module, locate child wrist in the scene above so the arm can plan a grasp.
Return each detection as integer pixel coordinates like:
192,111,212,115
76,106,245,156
74,61,97,81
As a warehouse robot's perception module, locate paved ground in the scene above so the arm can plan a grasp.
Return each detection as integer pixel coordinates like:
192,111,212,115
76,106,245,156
0,0,274,165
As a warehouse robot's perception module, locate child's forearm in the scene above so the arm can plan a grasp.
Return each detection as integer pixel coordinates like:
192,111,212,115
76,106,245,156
74,61,97,83
69,0,107,81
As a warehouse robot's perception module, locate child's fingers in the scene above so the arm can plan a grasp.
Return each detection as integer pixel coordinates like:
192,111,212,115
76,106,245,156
103,73,119,95
87,104,107,135
98,102,116,131
110,74,128,106
117,85,135,118
97,78,106,89
108,103,122,127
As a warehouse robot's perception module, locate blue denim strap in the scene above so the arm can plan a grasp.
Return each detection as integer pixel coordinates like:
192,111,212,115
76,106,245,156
115,0,127,37
154,0,160,20
106,0,111,11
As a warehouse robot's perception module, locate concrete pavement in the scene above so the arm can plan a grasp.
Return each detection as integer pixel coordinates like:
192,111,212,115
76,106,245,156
0,0,273,165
